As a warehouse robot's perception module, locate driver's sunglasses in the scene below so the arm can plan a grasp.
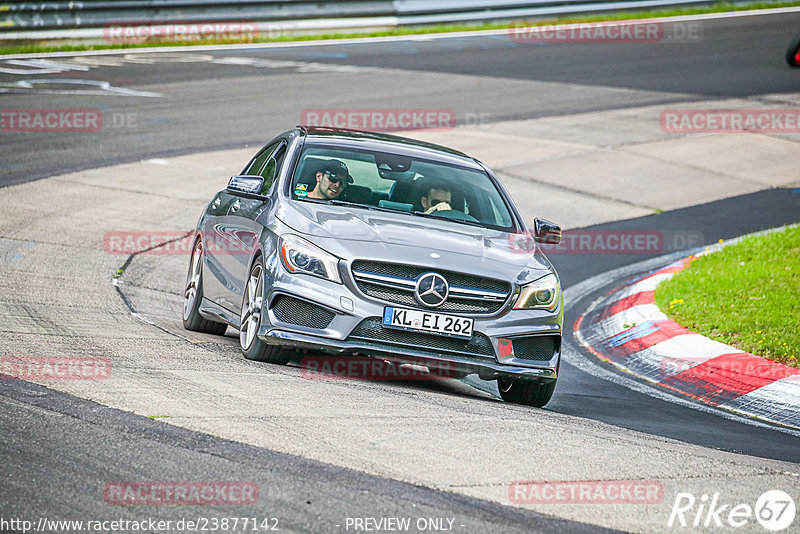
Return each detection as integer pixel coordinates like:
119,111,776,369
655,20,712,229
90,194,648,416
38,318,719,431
324,172,348,186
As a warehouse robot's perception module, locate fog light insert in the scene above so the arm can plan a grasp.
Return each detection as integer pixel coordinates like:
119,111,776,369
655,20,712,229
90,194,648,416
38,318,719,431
498,338,514,361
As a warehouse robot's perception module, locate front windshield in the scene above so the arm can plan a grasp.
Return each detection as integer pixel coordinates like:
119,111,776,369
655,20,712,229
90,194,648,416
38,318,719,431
290,144,515,231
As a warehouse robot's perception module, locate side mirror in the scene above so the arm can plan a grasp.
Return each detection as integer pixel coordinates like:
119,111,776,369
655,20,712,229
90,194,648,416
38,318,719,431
534,218,561,245
227,175,268,199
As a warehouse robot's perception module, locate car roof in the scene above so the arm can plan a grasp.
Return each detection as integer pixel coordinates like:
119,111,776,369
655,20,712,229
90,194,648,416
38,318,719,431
298,126,479,167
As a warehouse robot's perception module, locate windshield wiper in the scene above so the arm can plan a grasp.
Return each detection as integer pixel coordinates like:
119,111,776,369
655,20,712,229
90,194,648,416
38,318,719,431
304,198,486,228
327,199,375,210
324,199,412,216
302,198,376,211
410,210,487,229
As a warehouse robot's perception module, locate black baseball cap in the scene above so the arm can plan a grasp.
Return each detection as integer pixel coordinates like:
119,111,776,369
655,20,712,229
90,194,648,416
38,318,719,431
318,160,353,183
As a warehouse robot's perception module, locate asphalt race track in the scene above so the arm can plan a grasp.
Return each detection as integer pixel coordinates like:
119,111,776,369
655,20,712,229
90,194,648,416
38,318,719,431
1,9,799,534
3,11,800,187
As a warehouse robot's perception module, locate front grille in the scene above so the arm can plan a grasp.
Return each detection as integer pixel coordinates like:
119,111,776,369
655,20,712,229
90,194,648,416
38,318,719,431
348,317,495,358
361,285,505,314
353,261,509,292
271,295,335,330
351,260,511,314
511,335,559,361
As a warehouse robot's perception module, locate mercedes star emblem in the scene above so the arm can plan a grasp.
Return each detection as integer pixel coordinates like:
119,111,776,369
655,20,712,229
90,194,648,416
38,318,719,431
414,272,449,308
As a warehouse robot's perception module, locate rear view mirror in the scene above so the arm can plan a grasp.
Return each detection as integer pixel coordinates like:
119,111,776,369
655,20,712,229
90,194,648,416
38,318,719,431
534,218,561,245
227,175,267,199
375,153,412,173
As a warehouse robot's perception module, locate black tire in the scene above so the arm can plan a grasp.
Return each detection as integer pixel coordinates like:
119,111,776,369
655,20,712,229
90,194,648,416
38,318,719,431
182,237,228,335
497,377,556,407
239,256,290,364
787,33,800,67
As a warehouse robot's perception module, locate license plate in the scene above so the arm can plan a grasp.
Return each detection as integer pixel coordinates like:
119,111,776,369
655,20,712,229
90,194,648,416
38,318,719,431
382,306,474,339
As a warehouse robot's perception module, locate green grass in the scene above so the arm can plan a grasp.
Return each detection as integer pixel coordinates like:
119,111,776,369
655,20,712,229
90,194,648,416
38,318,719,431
655,226,800,368
2,1,799,55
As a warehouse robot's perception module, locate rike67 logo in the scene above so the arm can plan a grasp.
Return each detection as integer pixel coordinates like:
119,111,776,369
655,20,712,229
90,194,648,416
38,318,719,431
668,490,796,531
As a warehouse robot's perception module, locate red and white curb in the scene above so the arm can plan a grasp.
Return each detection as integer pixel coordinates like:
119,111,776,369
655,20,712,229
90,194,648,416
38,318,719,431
575,256,800,430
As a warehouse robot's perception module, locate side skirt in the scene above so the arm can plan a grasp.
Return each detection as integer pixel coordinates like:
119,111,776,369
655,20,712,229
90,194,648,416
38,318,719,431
199,297,240,328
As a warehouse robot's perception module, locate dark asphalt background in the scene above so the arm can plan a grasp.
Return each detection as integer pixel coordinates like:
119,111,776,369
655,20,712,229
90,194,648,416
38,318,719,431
1,11,799,187
1,10,799,533
0,378,616,533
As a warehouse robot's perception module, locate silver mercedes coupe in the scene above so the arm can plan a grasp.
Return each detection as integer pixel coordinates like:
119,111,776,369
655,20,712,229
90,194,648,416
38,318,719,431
183,127,563,407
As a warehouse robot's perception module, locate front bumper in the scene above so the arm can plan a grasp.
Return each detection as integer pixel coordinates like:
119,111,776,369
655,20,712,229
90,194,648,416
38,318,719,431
257,255,562,382
262,328,558,382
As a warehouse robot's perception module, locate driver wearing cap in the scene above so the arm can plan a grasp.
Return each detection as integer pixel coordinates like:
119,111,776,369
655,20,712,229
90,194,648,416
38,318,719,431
308,159,353,200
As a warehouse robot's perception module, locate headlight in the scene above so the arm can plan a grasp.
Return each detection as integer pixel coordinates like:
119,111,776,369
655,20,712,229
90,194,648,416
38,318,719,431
279,235,342,284
514,273,560,311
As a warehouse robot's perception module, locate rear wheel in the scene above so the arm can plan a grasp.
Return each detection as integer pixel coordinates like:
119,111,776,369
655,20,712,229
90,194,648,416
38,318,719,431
497,377,556,407
183,238,228,335
240,257,290,364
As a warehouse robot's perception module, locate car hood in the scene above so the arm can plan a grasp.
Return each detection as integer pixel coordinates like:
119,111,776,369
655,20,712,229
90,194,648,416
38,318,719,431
275,200,554,284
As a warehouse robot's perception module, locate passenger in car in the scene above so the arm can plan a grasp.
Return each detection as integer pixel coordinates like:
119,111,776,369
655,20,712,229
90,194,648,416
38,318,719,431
307,160,353,200
419,178,454,214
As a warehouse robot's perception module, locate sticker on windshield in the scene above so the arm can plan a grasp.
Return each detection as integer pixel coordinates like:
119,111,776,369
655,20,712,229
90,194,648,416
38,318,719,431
294,183,308,197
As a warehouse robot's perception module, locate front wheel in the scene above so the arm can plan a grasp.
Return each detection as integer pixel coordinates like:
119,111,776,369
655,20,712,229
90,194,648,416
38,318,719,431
497,377,556,407
239,257,290,364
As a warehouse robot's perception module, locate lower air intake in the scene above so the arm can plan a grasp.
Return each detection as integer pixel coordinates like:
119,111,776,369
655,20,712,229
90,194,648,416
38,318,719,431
347,317,494,358
512,335,559,361
271,295,335,330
